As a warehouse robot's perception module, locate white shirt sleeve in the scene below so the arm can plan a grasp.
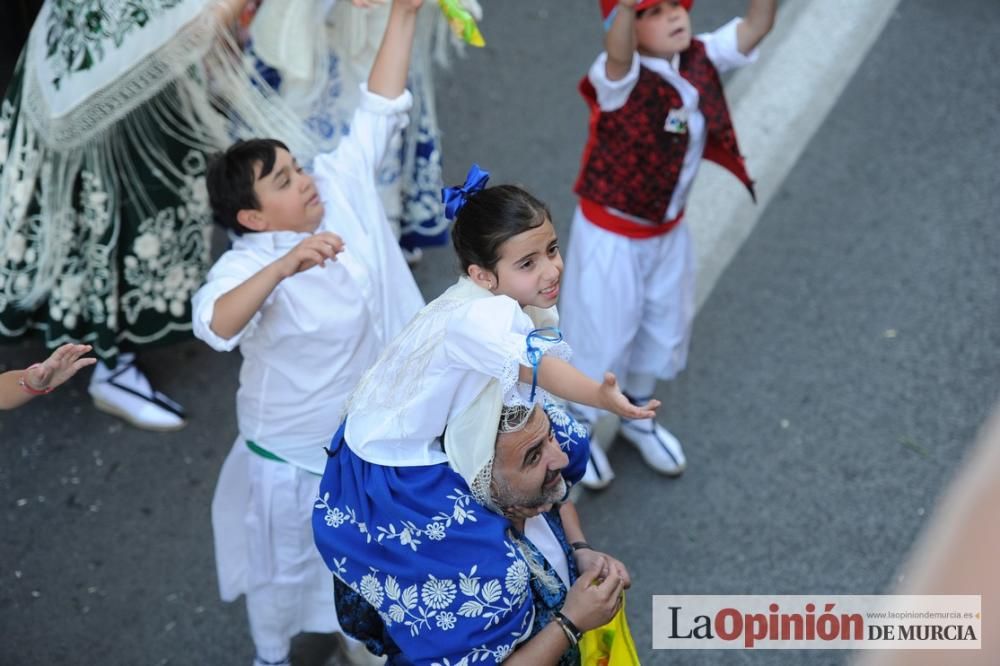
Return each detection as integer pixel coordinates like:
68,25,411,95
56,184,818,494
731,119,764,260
587,51,641,112
699,17,760,75
191,252,268,352
311,83,413,183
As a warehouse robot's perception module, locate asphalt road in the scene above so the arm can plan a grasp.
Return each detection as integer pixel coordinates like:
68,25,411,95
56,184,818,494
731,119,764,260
2,1,998,664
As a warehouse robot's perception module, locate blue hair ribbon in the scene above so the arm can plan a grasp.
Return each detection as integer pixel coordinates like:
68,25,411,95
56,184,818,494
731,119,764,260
525,326,564,403
442,163,490,220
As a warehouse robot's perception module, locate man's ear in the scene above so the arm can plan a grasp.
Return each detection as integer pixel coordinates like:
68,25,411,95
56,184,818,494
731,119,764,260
237,208,267,232
466,264,497,292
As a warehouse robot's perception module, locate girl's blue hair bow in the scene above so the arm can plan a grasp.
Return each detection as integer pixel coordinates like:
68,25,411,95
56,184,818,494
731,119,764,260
442,163,490,220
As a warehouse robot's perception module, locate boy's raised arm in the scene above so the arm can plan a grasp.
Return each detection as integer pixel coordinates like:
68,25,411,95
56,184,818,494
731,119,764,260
605,0,638,81
367,0,423,99
736,0,777,55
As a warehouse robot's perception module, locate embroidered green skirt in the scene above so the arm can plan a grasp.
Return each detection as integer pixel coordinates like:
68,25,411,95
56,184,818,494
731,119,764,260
0,57,212,363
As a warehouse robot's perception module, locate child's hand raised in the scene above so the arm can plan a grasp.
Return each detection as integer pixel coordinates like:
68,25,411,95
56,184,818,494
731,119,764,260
277,232,344,278
598,372,660,420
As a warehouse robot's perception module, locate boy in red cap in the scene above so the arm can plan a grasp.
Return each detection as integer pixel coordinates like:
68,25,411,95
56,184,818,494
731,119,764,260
560,0,778,489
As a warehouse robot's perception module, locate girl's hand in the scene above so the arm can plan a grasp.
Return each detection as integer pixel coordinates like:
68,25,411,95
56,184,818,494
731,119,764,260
574,549,631,590
25,344,96,392
561,555,626,632
598,372,660,419
351,0,386,7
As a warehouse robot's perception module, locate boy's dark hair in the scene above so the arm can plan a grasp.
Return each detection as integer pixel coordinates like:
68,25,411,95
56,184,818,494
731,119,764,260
206,138,289,234
451,185,552,273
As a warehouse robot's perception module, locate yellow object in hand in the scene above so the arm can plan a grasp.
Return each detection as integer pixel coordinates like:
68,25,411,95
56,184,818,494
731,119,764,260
439,0,485,47
579,596,640,666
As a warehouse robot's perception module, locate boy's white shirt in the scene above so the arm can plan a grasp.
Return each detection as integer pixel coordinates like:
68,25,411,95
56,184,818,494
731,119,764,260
192,85,424,475
587,17,759,221
343,277,569,468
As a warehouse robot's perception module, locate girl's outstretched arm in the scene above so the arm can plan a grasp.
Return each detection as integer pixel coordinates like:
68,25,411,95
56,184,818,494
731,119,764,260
368,0,423,99
519,356,659,420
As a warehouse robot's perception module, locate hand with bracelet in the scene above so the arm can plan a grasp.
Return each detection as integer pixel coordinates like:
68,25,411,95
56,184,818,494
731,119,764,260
0,344,96,410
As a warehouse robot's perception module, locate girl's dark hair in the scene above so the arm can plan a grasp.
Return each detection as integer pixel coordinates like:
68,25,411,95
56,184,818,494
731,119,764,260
206,138,289,235
451,185,551,273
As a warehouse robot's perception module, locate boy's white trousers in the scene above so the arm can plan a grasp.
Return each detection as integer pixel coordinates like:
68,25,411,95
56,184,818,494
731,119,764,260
213,437,341,661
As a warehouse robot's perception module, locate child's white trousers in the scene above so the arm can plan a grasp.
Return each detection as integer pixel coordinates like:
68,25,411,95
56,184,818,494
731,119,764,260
213,437,341,661
559,206,696,423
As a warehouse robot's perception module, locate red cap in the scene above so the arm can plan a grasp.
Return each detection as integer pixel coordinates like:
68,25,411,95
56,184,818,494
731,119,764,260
600,0,693,21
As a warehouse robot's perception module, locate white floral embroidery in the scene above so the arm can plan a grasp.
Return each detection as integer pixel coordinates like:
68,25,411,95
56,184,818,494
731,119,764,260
360,572,385,609
377,520,424,551
315,494,373,544
324,507,347,528
421,576,457,610
329,556,347,577
316,487,477,553
435,611,456,631
331,540,532,651
546,404,589,448
491,645,512,662
455,546,532,631
425,521,447,541
431,488,478,529
1,140,210,340
504,559,529,598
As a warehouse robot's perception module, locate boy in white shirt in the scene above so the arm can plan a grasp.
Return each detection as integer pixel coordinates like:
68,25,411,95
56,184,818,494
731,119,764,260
191,2,425,664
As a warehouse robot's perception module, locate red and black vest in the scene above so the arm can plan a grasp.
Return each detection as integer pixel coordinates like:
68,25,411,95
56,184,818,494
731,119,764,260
574,39,755,227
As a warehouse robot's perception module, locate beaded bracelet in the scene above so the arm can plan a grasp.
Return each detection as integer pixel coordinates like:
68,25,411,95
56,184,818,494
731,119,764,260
17,364,53,396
